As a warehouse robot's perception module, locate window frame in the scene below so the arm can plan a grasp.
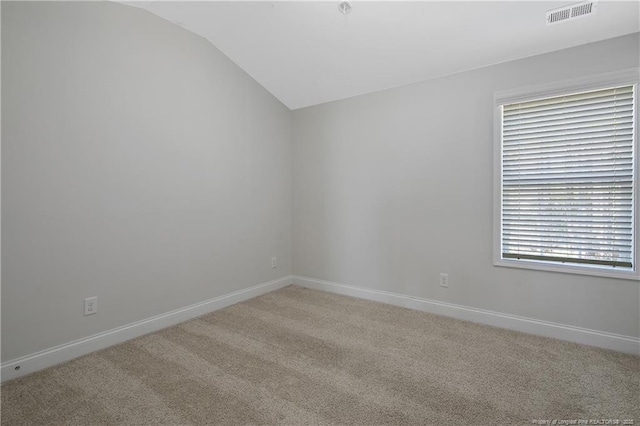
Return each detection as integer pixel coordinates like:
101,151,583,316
493,68,640,280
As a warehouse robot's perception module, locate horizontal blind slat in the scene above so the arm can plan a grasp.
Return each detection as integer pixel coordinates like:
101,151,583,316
503,106,634,127
503,98,634,121
503,117,634,137
503,133,633,150
503,87,633,113
503,125,634,143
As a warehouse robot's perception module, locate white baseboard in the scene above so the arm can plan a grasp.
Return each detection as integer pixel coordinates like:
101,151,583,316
293,275,640,356
1,276,293,383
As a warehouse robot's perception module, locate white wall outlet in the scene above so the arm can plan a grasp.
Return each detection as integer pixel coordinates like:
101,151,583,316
439,273,449,287
271,256,277,268
84,296,98,316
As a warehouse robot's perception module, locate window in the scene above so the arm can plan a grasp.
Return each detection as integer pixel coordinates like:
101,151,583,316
494,71,639,279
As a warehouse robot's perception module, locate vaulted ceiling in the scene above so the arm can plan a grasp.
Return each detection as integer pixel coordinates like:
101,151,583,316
124,1,640,109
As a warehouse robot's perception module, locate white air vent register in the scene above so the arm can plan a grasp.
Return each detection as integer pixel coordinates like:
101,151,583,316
546,1,597,25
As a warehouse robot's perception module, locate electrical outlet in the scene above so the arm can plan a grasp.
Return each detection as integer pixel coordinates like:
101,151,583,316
84,297,98,316
439,273,449,287
271,257,277,268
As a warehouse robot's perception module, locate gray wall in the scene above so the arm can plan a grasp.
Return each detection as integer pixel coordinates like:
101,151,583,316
292,33,640,338
2,2,292,361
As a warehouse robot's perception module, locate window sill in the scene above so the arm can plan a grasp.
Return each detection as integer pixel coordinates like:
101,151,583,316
493,258,640,281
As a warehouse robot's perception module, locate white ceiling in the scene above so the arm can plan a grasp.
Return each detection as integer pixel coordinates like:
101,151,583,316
125,1,640,109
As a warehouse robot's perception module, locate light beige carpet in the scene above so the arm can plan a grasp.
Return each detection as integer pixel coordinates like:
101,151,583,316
1,285,638,425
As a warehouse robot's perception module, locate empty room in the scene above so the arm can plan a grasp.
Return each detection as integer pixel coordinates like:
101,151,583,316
1,0,639,424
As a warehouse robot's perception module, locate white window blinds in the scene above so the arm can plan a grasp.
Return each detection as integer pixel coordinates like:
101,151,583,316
501,85,636,268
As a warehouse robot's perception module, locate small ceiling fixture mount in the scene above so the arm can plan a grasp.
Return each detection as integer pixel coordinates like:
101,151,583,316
338,1,352,15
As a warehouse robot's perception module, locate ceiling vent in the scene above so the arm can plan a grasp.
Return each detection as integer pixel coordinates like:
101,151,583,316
546,1,597,25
